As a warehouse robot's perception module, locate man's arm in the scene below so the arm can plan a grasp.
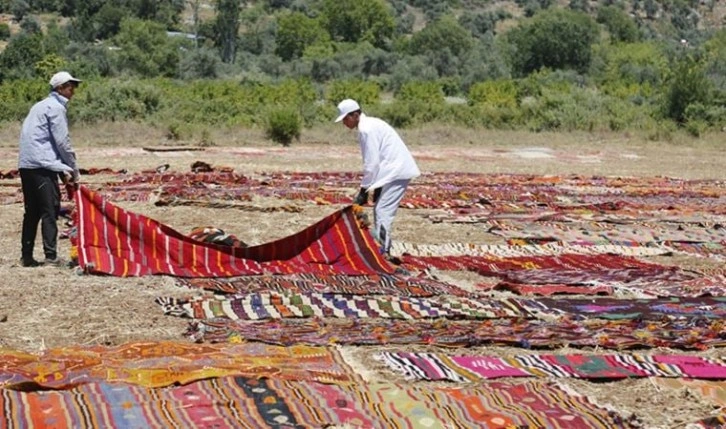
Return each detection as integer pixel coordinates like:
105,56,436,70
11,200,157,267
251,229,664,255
48,109,79,180
359,130,380,189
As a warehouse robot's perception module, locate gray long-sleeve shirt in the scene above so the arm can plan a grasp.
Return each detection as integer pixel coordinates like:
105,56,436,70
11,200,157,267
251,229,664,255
18,92,79,179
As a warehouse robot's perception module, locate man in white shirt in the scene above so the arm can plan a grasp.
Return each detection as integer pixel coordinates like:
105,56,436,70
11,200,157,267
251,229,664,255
335,99,420,258
18,71,81,267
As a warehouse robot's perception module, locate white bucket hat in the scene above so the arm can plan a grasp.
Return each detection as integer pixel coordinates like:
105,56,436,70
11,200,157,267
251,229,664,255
49,71,82,89
334,99,361,122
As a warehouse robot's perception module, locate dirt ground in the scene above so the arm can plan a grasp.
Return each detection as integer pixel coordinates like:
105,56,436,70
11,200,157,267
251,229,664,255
0,123,724,428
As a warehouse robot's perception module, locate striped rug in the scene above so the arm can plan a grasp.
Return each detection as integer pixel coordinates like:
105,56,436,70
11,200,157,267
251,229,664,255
73,186,392,277
176,273,469,296
0,377,638,428
376,352,726,381
156,293,527,320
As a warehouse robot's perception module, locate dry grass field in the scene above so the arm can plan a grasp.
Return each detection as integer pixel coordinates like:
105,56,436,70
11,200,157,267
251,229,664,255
0,122,724,428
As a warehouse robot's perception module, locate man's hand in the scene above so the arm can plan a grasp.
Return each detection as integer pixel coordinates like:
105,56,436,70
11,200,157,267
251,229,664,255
61,171,79,199
373,188,381,204
354,188,368,205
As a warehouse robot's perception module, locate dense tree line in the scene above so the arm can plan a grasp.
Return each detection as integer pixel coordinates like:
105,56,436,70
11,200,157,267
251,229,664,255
0,0,724,135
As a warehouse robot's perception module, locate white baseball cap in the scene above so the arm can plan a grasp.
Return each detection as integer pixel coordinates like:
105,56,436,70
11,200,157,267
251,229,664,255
334,99,361,122
49,71,82,89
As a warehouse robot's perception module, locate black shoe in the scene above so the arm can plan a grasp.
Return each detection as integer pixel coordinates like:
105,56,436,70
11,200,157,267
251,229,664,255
44,257,65,267
21,258,42,267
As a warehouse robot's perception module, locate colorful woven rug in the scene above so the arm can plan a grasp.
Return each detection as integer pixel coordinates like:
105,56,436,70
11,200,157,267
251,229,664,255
156,196,303,213
376,352,726,381
485,220,726,243
611,275,726,298
176,273,469,297
399,253,693,284
393,241,671,258
156,293,527,320
73,186,392,277
519,297,726,320
665,240,726,260
401,253,659,273
0,377,638,428
0,342,355,389
186,317,726,350
484,281,614,296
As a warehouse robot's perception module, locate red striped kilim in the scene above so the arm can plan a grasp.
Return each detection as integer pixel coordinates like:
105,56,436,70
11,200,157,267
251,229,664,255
74,186,392,277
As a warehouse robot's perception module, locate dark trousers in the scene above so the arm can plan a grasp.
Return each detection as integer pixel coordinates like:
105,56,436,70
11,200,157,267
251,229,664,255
20,168,60,261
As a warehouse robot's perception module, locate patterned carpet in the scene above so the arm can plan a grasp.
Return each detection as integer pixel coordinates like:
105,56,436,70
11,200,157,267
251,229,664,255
4,167,724,427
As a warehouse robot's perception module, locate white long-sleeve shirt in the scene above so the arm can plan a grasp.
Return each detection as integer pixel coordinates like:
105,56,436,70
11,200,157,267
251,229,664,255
18,92,79,179
357,114,420,190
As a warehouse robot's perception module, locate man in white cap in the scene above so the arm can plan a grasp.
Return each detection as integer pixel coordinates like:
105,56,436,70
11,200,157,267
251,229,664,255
17,71,82,267
335,99,420,259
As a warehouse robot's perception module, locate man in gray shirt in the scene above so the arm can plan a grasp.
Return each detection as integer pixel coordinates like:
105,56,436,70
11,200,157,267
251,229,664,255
18,71,81,267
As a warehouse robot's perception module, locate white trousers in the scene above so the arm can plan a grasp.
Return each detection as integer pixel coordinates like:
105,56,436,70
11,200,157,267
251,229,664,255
372,179,410,254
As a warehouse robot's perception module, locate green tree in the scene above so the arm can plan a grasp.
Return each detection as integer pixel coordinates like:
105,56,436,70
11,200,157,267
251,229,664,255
664,55,712,124
506,9,599,77
112,18,181,77
0,23,10,40
275,12,330,61
321,0,394,48
408,16,474,58
597,5,639,43
407,16,474,77
179,46,220,79
10,0,29,22
458,11,503,38
34,54,66,79
460,36,510,91
94,3,126,39
704,28,726,91
215,0,243,63
597,42,668,99
0,32,44,81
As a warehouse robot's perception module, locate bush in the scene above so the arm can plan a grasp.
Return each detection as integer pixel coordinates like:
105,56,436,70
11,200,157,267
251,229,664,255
325,79,380,106
0,23,10,40
265,105,301,146
597,42,668,100
372,100,447,128
396,81,445,105
468,80,518,108
685,119,707,137
179,47,220,79
0,79,47,122
73,79,163,123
